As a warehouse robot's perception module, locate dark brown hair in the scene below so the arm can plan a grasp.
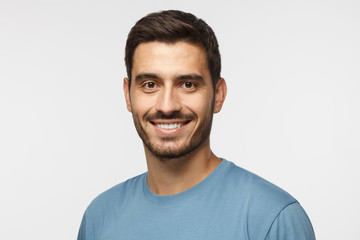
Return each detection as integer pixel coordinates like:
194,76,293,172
125,10,221,89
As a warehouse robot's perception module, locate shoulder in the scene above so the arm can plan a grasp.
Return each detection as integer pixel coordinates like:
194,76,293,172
220,160,308,238
224,161,296,206
78,173,147,240
84,172,146,216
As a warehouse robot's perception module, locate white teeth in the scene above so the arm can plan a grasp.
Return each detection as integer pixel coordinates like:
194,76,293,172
156,123,182,129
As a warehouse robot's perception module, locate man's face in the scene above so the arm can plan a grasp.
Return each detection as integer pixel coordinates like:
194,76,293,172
124,41,225,159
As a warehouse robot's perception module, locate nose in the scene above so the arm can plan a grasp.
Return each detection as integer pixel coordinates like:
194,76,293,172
155,85,182,115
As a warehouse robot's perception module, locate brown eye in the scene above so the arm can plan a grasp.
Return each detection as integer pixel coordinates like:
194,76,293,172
183,82,194,88
144,82,156,88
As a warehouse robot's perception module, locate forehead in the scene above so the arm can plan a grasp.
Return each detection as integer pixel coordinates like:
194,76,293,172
132,41,210,78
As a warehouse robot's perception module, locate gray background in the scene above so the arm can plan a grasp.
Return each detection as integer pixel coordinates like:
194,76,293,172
1,0,359,239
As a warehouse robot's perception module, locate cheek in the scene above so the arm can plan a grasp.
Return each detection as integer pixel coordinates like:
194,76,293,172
131,94,155,115
182,94,213,117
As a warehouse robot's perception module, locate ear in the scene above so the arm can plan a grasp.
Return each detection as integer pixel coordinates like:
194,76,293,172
213,78,227,113
123,77,132,112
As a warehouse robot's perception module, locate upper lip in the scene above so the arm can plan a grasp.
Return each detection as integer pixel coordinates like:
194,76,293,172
150,119,190,125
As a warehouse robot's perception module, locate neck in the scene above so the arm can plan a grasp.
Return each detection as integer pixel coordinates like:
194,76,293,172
144,139,222,195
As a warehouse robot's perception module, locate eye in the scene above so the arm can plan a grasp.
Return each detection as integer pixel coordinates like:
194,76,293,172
143,82,157,89
182,82,195,89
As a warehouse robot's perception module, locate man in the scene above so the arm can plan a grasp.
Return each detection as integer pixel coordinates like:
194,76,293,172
78,10,315,240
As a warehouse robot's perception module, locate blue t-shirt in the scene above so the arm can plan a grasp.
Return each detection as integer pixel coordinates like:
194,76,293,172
78,159,315,239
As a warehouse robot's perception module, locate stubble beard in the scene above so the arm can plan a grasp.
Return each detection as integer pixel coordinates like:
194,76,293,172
132,104,214,161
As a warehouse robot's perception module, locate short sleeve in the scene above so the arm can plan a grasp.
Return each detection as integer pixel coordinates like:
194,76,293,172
77,212,88,240
77,210,97,240
265,202,316,240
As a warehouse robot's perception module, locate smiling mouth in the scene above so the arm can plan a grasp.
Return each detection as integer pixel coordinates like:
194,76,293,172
150,120,191,130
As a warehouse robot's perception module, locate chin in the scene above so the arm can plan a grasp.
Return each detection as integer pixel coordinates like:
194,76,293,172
146,137,208,160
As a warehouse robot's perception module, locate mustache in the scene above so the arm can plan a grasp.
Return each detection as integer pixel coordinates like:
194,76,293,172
144,111,195,121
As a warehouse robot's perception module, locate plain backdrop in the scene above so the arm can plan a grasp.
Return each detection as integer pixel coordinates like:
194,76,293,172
1,0,359,239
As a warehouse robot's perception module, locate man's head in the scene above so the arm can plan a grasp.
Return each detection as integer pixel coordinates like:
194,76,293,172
123,10,226,160
125,10,221,90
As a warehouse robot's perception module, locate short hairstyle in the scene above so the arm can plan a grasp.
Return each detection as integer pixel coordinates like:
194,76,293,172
125,10,221,89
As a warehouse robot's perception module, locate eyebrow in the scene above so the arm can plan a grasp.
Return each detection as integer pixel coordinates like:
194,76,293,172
134,73,205,83
175,74,204,82
134,73,161,82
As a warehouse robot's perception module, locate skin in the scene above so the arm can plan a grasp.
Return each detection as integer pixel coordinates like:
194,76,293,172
123,41,227,195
